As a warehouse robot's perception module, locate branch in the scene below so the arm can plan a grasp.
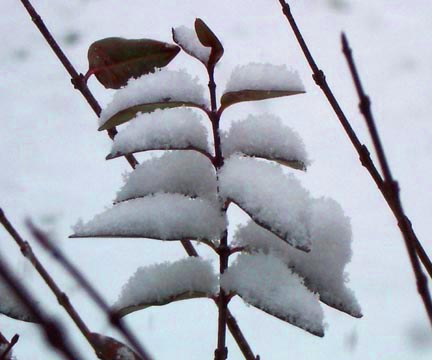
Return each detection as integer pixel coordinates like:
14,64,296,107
341,33,432,326
0,334,19,360
0,250,80,360
276,1,432,280
27,221,153,360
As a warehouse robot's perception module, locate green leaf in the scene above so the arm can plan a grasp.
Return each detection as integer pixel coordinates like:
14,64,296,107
115,291,210,318
194,19,224,67
220,89,305,112
90,333,142,360
87,37,180,89
98,101,205,131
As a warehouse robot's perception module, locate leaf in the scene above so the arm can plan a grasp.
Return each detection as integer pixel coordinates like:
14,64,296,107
220,89,304,111
87,37,180,89
0,282,39,323
194,19,224,67
221,253,324,337
90,333,142,360
115,291,210,318
98,101,205,131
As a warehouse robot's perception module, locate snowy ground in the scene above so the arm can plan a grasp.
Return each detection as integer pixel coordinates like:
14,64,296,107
1,0,432,359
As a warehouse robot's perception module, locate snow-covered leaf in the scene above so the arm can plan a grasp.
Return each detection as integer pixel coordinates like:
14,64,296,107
220,63,304,111
172,25,211,64
0,281,38,323
222,114,310,170
99,70,208,131
116,152,217,203
221,253,324,336
219,156,312,251
194,18,224,67
233,198,362,318
87,37,180,89
90,333,142,360
71,194,226,243
114,258,217,317
106,108,210,160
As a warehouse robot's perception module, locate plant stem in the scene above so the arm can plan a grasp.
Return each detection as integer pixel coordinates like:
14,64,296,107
341,34,432,326
277,0,432,286
19,1,257,356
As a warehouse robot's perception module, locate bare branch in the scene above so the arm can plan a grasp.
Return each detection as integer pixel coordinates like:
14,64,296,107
341,33,432,326
276,0,432,286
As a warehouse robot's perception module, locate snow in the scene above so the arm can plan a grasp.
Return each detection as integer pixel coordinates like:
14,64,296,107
108,108,210,159
99,69,209,128
114,257,217,313
222,113,310,168
218,155,313,251
116,151,217,202
173,25,211,64
224,63,305,93
115,346,136,360
233,196,361,317
0,281,34,322
221,252,324,336
72,193,226,242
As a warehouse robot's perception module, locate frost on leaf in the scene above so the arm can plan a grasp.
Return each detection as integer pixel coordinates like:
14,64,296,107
116,152,217,203
233,198,362,318
71,194,226,243
106,108,210,160
114,257,217,317
99,69,209,130
222,114,310,170
221,252,324,337
219,156,312,251
220,63,305,111
90,333,141,360
0,281,37,323
172,26,211,64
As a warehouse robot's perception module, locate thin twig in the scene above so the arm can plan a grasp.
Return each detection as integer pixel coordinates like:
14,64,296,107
276,1,432,279
341,33,432,326
0,251,80,360
0,334,19,360
27,221,153,360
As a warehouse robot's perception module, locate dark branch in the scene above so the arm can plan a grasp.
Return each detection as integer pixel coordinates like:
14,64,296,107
277,1,432,282
341,33,432,326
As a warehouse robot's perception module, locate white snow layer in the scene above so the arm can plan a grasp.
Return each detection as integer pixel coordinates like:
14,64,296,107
173,26,211,63
224,63,305,93
233,198,361,317
99,69,208,128
114,257,217,311
116,151,217,202
218,155,312,251
108,108,210,158
0,281,34,322
222,114,310,167
72,193,226,242
221,252,324,336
